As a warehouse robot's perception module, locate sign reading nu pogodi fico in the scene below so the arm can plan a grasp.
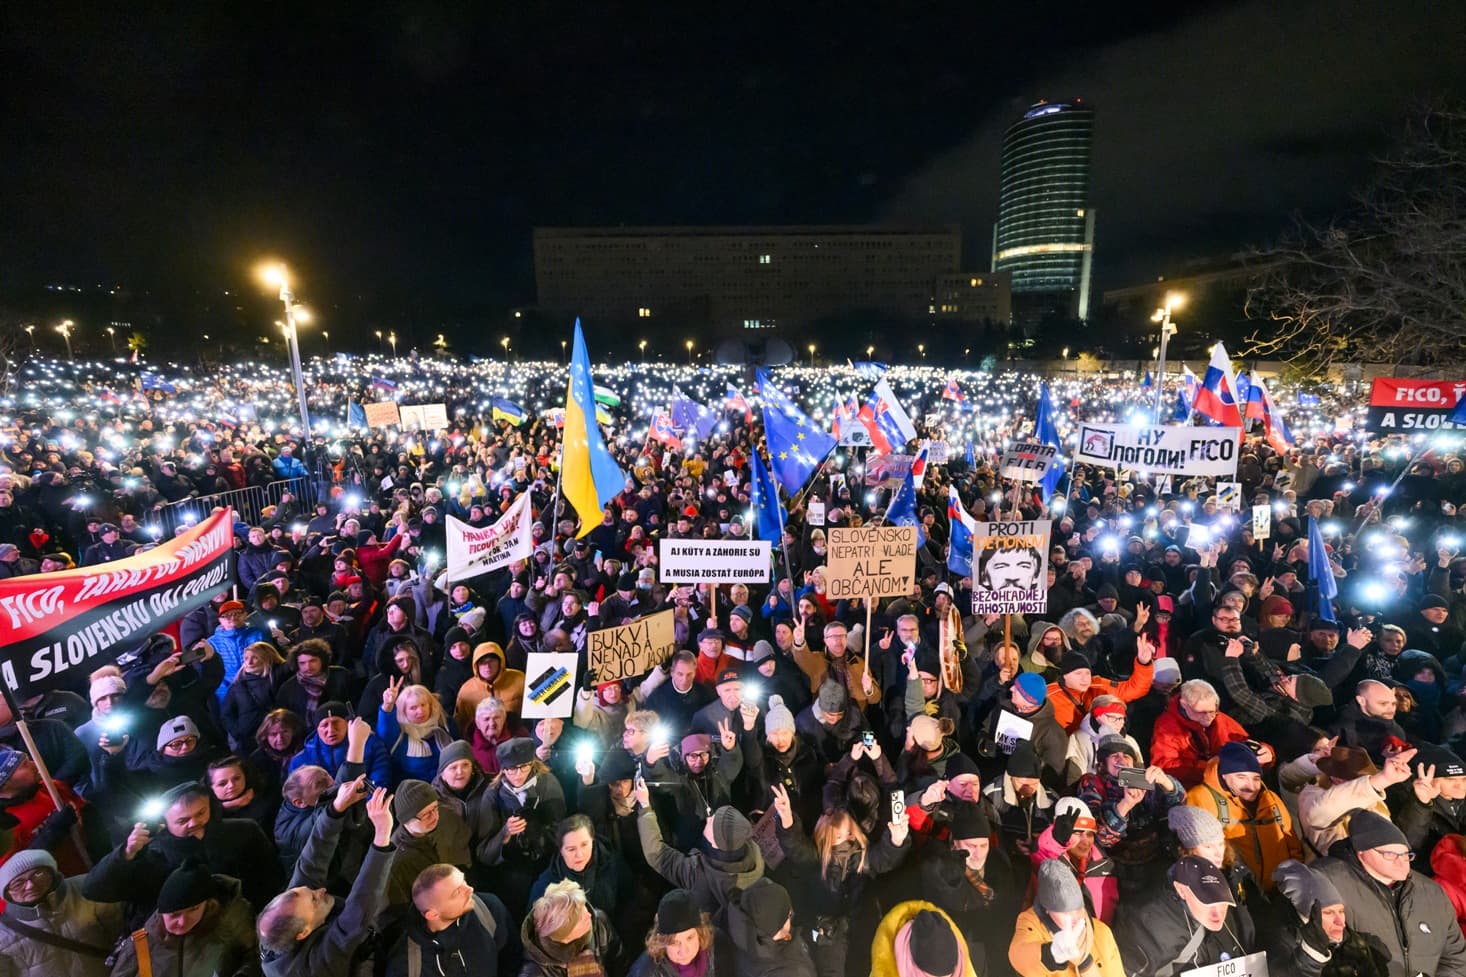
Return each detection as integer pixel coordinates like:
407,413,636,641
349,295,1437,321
1074,423,1241,477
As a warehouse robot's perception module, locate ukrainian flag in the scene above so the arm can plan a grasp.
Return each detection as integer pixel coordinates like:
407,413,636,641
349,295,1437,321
491,398,528,426
563,320,626,537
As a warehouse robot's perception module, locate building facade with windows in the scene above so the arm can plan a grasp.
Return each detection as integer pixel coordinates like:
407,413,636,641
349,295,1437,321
533,225,962,336
991,100,1096,330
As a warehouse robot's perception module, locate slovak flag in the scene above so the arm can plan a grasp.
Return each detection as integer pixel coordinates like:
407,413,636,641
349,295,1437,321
911,442,930,489
725,383,753,425
947,485,977,576
942,377,965,403
650,413,683,451
1192,343,1244,427
1247,378,1295,454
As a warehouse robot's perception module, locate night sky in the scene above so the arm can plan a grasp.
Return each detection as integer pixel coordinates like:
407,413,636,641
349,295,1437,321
3,2,1464,340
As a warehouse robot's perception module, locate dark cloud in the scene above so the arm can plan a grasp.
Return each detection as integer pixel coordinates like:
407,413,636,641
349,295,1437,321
883,0,1466,284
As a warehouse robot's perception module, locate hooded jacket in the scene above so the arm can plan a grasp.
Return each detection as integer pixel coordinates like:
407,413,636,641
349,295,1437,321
1313,849,1466,977
453,644,525,731
384,893,512,977
636,807,763,916
107,875,257,977
1185,758,1302,891
1022,624,1070,682
869,901,978,977
1009,905,1126,977
724,887,815,977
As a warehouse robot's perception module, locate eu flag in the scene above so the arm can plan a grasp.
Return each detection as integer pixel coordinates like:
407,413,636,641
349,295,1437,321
756,370,836,495
1307,516,1337,623
749,448,786,543
884,467,926,546
1033,382,1065,502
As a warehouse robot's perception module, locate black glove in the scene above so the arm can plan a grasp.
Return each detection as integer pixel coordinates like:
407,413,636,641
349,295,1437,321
1298,903,1332,957
581,668,599,691
1052,808,1079,846
29,805,78,852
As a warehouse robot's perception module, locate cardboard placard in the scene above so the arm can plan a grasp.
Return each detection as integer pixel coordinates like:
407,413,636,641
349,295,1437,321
522,653,578,718
364,401,401,428
970,520,1051,615
586,609,678,683
825,526,918,600
1252,504,1272,540
657,539,772,584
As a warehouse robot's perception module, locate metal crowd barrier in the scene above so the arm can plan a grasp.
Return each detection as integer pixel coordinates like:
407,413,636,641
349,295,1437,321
154,476,323,535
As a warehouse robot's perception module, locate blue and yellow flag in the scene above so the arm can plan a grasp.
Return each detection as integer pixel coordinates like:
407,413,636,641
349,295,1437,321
491,398,528,426
563,320,626,537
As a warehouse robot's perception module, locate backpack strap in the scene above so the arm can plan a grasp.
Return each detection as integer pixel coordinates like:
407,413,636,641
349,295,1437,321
470,896,497,938
131,929,153,977
0,912,112,958
406,939,420,977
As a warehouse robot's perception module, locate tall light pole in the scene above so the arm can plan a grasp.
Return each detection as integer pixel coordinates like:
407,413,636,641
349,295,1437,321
561,339,567,363
917,343,925,361
55,320,74,361
866,345,874,359
106,326,117,354
808,343,816,367
1151,291,1185,423
685,339,694,364
500,336,510,360
257,262,312,437
322,330,330,353
374,329,383,353
24,325,35,351
638,339,647,362
388,331,397,357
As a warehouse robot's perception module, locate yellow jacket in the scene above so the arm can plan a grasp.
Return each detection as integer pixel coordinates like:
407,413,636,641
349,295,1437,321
1186,757,1303,890
870,901,977,977
1009,906,1126,977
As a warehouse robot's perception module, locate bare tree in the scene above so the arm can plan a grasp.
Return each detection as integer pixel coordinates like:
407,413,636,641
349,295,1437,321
1245,103,1466,370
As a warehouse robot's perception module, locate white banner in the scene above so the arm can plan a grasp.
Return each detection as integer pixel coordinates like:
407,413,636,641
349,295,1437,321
999,441,1060,483
522,653,578,719
445,493,534,581
1075,423,1241,477
658,539,772,584
971,520,1051,615
838,426,873,447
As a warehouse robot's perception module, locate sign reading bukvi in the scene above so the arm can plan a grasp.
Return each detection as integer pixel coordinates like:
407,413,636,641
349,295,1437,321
1074,423,1241,477
586,609,678,683
0,508,235,697
658,539,772,584
826,526,918,600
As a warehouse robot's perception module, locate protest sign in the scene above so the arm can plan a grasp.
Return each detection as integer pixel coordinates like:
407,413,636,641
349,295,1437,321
587,609,678,682
1252,503,1272,540
971,520,1051,615
806,500,825,526
1365,378,1466,432
445,493,533,581
863,453,914,486
522,653,578,719
1075,423,1241,477
825,526,917,600
1179,950,1268,977
999,441,1060,483
994,711,1034,754
838,426,873,447
364,401,400,428
924,440,950,464
421,403,450,430
1215,481,1241,510
0,509,235,697
657,539,772,584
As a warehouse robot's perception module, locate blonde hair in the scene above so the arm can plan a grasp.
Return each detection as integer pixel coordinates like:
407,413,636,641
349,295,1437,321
397,685,449,728
624,710,660,736
475,695,507,724
814,809,868,880
1179,679,1220,710
532,880,589,942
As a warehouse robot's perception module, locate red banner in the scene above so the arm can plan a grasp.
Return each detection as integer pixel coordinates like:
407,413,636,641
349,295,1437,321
0,509,235,697
1366,378,1466,432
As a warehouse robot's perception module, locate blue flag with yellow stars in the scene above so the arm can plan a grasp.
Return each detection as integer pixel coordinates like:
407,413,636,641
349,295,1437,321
756,369,836,496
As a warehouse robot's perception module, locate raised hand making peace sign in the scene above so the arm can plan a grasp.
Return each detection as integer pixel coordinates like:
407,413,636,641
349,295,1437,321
381,675,406,713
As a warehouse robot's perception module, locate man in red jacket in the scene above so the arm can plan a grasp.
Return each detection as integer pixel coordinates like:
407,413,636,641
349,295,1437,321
1151,679,1271,789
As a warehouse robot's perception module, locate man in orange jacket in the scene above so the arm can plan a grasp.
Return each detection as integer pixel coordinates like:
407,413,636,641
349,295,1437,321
1046,634,1157,734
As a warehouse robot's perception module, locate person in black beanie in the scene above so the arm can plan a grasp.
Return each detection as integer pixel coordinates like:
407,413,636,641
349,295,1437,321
918,801,1018,974
634,780,764,916
725,878,814,977
627,888,732,977
109,859,258,977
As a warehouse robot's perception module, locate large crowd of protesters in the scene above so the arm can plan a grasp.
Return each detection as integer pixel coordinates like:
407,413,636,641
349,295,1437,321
0,350,1462,977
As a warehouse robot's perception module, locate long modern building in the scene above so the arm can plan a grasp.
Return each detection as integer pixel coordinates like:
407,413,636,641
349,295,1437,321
533,225,963,335
991,100,1096,330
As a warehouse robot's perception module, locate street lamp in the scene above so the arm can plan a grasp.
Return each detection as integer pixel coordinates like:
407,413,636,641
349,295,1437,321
55,320,74,361
685,339,694,364
917,343,925,361
638,339,647,362
561,339,567,363
807,343,816,367
388,331,397,357
322,330,330,352
374,330,383,353
866,345,874,358
24,325,35,351
1151,291,1185,423
256,262,312,437
500,337,510,360
106,326,117,354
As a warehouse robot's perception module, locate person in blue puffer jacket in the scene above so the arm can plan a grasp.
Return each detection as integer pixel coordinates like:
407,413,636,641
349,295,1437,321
202,600,266,702
377,680,458,785
289,702,393,787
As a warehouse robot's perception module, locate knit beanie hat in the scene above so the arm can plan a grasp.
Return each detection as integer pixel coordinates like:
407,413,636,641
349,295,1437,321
312,701,351,725
1291,673,1334,709
1153,657,1182,684
1014,672,1047,706
1035,858,1084,913
907,910,959,974
949,802,992,841
1061,651,1094,676
156,715,200,751
1095,734,1139,764
1349,809,1409,851
443,627,471,653
598,749,638,784
392,779,439,822
817,680,848,715
711,806,752,851
1168,804,1225,849
157,859,216,912
741,878,792,939
748,640,775,662
90,674,127,706
914,648,942,679
655,889,702,934
1006,740,1041,779
1217,742,1261,777
764,695,795,735
437,739,476,774
1260,595,1295,619
0,850,56,896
